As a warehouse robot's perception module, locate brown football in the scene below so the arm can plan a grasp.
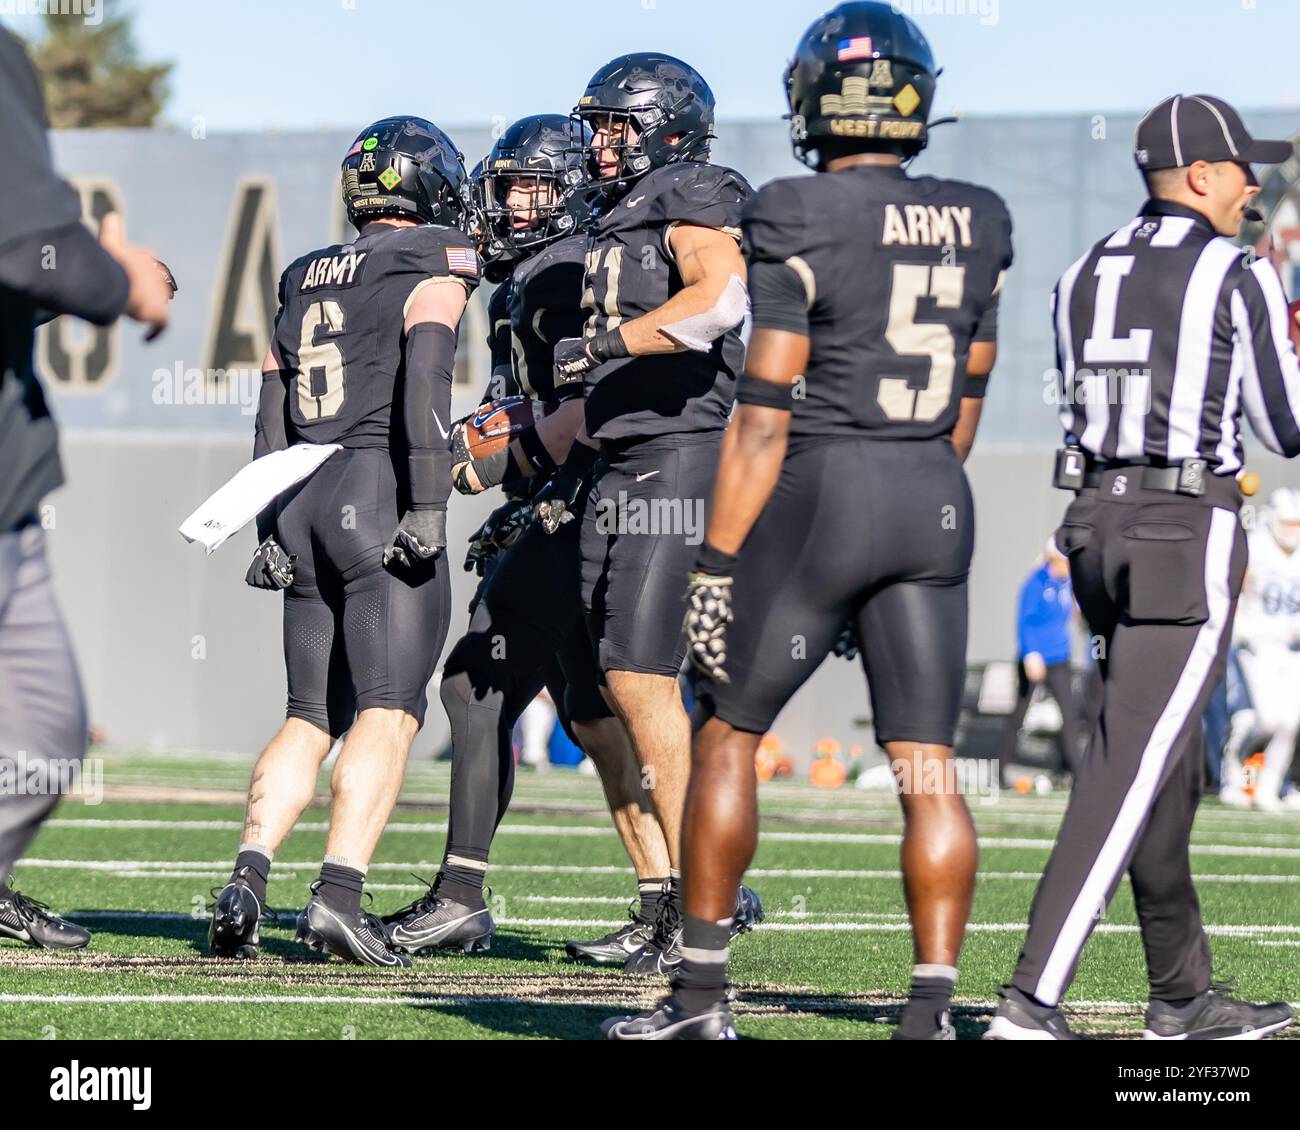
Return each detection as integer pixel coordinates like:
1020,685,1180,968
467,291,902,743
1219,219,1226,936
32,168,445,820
457,396,544,459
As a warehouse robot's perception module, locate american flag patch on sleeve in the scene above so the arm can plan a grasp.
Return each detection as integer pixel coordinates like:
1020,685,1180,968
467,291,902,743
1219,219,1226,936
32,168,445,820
445,247,478,277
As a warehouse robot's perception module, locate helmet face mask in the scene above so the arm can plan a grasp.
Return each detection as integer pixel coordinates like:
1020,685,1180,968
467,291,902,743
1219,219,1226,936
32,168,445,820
573,53,716,196
341,116,471,231
785,2,939,171
471,114,591,272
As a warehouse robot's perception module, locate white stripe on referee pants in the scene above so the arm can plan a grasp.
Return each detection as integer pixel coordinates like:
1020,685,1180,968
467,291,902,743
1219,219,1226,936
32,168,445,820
1034,506,1237,1006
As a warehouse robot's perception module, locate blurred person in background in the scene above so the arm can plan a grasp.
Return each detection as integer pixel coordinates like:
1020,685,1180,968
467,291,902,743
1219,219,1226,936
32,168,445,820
1221,487,1300,811
0,24,172,949
995,539,1082,783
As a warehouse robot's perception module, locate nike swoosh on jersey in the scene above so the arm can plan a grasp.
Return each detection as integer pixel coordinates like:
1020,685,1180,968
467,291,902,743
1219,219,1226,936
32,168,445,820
431,410,450,440
627,195,647,208
635,470,660,482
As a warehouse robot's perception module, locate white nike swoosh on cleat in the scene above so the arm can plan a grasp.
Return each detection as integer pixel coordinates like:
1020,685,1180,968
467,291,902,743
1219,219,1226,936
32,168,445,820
393,909,484,946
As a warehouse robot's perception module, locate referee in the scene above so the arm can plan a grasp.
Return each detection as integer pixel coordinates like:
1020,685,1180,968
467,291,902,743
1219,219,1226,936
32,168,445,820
988,94,1298,1041
0,25,172,949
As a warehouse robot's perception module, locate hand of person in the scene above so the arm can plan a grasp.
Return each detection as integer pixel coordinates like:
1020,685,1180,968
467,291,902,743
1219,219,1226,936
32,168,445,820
245,537,295,590
98,212,172,341
383,509,447,569
1023,652,1048,684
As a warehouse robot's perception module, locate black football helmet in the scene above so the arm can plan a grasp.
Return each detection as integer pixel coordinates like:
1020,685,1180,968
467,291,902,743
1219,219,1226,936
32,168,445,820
786,2,939,169
471,114,592,271
341,116,472,231
572,53,715,194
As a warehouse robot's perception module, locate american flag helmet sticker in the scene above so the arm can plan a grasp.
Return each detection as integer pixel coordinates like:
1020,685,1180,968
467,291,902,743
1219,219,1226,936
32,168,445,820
445,246,478,277
836,37,874,61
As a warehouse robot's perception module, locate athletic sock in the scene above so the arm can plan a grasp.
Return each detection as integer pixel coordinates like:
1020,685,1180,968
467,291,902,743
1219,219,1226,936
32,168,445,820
232,846,271,906
898,963,958,1038
439,846,488,907
674,912,732,1012
315,861,366,915
636,878,668,925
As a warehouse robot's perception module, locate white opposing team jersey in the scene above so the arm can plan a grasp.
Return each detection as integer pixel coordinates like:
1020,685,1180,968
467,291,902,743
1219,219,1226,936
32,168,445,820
1235,529,1300,649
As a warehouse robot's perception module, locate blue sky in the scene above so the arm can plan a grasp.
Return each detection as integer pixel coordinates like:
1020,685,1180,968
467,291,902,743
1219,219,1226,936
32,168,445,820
8,0,1300,130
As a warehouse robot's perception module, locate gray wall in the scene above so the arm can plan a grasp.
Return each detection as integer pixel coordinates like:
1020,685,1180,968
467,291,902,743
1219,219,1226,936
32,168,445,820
37,110,1300,756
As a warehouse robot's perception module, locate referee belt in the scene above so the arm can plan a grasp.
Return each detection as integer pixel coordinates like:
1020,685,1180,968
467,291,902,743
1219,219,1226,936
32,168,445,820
1079,457,1208,497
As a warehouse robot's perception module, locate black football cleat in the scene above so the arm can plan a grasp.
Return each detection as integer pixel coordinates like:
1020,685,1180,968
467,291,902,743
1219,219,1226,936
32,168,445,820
381,875,494,955
0,886,90,950
565,905,654,965
623,884,683,976
1144,985,1294,1041
208,867,265,959
602,990,737,1041
296,883,410,967
731,885,764,936
891,1008,957,1040
983,985,1079,1041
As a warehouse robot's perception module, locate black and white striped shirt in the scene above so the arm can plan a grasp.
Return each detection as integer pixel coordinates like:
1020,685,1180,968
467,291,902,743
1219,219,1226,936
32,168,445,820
1053,199,1300,475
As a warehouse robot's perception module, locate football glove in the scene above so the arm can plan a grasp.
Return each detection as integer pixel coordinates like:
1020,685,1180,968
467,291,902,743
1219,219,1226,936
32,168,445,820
685,571,734,684
553,328,629,382
245,536,295,590
832,622,860,662
533,444,599,535
383,509,446,569
465,496,534,575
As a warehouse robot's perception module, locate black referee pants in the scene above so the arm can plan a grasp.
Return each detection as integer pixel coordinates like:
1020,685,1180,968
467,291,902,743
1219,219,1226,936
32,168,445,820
1011,472,1245,1007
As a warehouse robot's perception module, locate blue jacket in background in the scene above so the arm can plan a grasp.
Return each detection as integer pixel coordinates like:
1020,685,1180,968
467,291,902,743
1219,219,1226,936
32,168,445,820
1017,563,1074,666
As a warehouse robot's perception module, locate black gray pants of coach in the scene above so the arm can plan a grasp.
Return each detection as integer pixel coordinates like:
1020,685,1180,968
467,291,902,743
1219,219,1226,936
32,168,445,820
0,521,87,888
1011,473,1245,1007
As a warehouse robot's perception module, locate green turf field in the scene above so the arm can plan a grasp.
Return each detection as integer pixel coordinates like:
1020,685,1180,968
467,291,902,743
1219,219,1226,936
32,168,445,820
2,749,1297,1040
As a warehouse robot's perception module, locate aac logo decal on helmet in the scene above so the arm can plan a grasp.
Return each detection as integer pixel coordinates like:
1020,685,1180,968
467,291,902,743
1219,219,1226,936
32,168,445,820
572,52,716,194
341,115,472,231
786,1,941,170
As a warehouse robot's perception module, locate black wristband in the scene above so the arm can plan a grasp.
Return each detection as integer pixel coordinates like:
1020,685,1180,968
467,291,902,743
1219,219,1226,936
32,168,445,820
735,371,794,411
695,542,739,576
592,326,630,363
468,447,511,490
517,426,558,478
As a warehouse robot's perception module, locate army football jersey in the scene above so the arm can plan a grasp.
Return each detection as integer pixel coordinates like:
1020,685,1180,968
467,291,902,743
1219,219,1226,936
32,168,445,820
488,230,587,405
581,162,753,441
273,220,479,447
744,165,1012,442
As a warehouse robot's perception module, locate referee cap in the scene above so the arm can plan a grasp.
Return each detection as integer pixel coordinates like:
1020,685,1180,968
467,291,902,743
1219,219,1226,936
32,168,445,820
1134,94,1292,171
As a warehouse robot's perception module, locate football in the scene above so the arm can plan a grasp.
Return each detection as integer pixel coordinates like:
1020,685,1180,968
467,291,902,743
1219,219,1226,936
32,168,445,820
456,396,545,459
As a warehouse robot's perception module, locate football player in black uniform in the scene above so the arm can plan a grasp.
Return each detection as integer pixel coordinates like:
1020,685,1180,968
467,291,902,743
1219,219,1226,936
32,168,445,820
603,3,1014,1038
537,53,761,975
380,115,673,963
208,117,477,967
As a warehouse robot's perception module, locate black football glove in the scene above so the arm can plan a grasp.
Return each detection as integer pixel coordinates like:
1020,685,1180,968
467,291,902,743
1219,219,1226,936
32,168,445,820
465,496,534,575
383,509,446,569
533,443,599,535
832,621,860,662
685,569,735,684
553,328,629,382
245,536,295,590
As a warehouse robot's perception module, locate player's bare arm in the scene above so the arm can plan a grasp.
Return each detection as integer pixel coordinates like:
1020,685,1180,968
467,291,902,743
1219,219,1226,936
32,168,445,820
952,340,998,463
553,224,747,376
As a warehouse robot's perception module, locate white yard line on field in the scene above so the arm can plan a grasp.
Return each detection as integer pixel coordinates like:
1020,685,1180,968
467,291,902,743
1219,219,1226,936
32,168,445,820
38,820,1300,857
19,858,1300,882
47,908,1300,938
